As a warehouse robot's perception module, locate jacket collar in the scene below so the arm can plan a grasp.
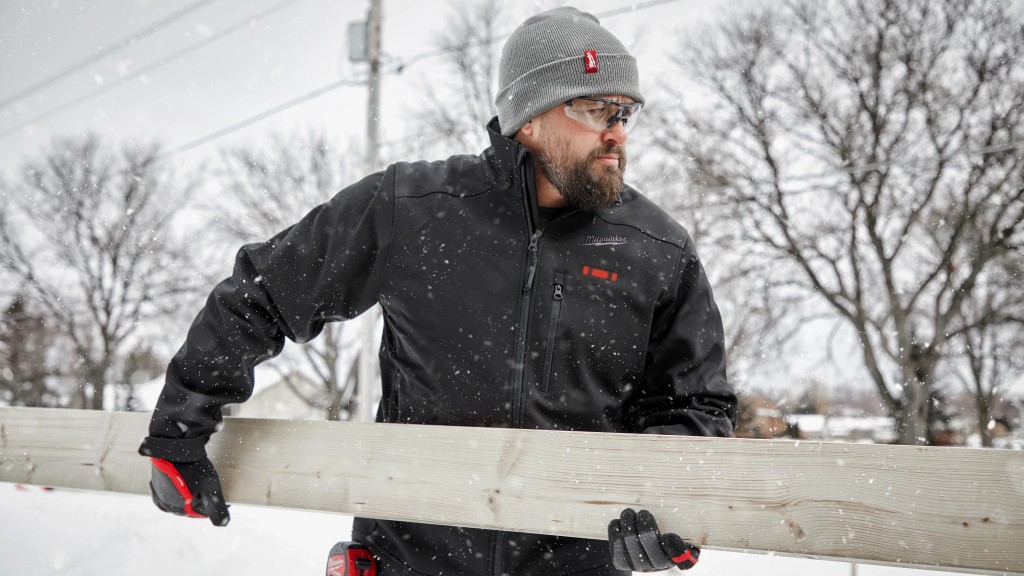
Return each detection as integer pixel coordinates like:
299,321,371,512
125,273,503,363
486,117,524,192
482,116,623,208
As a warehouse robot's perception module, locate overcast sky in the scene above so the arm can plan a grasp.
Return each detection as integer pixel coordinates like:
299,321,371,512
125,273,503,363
0,0,735,176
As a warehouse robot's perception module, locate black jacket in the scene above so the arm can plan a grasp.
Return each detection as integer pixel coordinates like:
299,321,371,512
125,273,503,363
142,119,736,576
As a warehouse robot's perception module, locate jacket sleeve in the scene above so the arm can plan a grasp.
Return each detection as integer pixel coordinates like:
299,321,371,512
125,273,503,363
626,235,737,438
140,168,394,461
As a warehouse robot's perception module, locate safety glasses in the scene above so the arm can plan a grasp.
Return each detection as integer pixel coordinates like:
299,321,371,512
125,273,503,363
563,97,643,133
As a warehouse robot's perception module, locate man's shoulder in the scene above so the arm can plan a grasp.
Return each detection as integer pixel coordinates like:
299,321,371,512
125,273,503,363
603,184,692,251
390,151,499,198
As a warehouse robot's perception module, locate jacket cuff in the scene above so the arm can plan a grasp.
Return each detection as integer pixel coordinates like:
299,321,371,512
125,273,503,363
138,435,208,462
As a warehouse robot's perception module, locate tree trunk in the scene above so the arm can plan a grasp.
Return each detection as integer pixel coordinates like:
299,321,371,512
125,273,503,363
80,363,109,411
895,387,929,445
975,394,994,448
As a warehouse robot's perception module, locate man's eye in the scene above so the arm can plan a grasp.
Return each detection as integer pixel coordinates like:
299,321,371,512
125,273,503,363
585,106,608,117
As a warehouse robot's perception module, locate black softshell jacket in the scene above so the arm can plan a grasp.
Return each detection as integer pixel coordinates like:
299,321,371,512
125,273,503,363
142,119,737,576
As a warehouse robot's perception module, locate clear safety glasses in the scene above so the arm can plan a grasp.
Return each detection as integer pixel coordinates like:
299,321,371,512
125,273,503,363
563,97,643,134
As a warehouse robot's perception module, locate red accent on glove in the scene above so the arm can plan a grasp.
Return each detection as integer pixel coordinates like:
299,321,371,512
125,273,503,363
150,457,204,519
672,549,698,566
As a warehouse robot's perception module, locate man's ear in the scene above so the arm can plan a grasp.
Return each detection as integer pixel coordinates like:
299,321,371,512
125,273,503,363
514,119,536,147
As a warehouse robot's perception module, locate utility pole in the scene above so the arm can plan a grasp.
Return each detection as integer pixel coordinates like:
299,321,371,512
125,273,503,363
355,0,383,424
365,0,381,175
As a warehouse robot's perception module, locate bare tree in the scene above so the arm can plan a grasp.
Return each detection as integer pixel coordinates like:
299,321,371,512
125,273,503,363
212,131,362,420
666,0,1024,444
0,135,199,409
950,255,1024,446
400,0,506,158
0,293,71,407
638,122,808,389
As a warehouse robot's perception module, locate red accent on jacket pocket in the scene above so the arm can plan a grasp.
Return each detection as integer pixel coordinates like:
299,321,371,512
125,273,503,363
581,265,617,281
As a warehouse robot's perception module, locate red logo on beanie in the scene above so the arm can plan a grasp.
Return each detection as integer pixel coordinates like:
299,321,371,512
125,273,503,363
584,50,598,73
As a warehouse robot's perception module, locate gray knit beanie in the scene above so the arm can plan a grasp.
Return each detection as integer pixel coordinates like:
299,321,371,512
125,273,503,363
496,6,644,137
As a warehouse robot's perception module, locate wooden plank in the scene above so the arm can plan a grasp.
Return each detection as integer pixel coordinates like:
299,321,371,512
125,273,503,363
1,407,1022,574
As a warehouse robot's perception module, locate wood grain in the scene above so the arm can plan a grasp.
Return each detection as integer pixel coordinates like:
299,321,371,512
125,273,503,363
1,407,1022,574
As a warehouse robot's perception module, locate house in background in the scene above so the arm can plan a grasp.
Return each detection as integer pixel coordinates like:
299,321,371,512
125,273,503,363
132,372,334,421
225,372,329,420
786,414,898,444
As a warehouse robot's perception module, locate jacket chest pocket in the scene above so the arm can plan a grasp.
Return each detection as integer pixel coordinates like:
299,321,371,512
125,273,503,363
541,271,566,393
537,266,657,398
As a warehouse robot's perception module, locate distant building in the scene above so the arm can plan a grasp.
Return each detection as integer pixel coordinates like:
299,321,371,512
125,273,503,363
735,393,797,439
785,414,897,444
227,372,329,420
132,372,332,421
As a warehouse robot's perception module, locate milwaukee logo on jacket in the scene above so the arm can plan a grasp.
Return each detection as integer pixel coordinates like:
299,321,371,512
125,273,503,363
145,118,735,576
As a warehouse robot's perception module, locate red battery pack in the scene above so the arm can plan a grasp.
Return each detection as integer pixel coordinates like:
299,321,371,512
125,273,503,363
326,542,376,576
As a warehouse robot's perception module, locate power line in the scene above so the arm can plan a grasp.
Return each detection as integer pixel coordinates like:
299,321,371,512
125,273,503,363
161,77,365,160
594,0,689,19
0,0,307,141
161,0,692,157
7,0,687,159
0,0,222,111
388,0,688,74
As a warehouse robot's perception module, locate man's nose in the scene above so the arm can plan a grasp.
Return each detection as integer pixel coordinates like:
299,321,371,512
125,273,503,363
601,120,628,146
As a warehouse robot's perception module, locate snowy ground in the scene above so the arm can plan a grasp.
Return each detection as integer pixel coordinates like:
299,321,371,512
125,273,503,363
1,482,978,576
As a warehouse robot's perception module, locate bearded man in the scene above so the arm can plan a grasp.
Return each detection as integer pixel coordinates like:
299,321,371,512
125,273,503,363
139,6,736,575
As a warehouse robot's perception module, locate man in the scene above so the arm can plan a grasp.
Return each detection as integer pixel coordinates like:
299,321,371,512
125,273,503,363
139,6,736,575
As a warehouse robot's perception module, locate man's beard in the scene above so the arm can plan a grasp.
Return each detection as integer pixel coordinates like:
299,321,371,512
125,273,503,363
536,141,627,210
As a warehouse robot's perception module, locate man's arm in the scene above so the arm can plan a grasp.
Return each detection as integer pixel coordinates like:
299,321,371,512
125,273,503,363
626,234,737,437
142,167,394,456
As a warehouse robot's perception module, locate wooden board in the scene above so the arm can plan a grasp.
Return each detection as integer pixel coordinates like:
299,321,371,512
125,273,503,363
1,407,1022,574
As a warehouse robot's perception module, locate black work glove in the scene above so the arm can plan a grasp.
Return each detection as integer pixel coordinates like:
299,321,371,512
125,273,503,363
147,456,231,527
608,508,700,572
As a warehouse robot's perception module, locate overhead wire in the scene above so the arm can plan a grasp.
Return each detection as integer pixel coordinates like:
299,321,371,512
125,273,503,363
160,0,691,159
0,0,222,110
388,0,686,74
0,0,308,141
161,78,365,159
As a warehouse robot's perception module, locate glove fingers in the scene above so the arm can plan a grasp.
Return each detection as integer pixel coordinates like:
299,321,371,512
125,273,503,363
636,510,674,570
619,508,655,572
661,532,700,570
194,490,231,527
150,457,231,527
194,463,231,527
607,519,633,571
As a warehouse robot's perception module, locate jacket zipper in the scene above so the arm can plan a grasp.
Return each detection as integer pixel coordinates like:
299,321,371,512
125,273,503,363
512,230,541,426
495,150,541,576
510,149,539,429
541,272,565,392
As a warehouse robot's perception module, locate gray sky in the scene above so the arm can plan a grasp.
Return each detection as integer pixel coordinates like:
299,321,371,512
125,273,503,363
0,0,727,175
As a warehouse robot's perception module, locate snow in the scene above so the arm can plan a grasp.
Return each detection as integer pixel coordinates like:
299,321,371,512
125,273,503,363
0,483,980,576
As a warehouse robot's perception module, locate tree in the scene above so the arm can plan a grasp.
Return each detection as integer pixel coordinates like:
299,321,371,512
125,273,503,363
0,135,199,409
637,131,806,389
212,131,362,420
950,255,1024,446
400,0,506,158
0,293,68,407
667,0,1024,444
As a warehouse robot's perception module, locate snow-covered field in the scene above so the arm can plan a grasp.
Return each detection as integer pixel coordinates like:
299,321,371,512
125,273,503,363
0,482,977,576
